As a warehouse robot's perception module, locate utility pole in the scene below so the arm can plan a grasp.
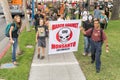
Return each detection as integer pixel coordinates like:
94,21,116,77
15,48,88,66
87,0,90,11
32,0,35,22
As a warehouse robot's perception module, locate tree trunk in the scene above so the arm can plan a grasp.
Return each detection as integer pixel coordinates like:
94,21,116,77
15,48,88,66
23,0,30,31
111,0,120,20
36,0,38,9
0,0,12,24
35,0,37,14
87,0,90,11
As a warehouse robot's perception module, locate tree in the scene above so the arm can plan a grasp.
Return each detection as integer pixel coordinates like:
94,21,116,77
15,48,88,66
87,0,90,11
0,0,12,24
36,0,38,9
111,0,120,20
23,0,30,31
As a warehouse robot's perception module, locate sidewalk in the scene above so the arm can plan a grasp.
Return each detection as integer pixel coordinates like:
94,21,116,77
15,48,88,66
29,42,86,80
0,16,8,54
0,37,10,59
0,37,9,52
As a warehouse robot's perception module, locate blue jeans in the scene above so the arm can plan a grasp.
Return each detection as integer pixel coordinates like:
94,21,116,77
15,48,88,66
84,36,91,54
12,38,18,62
90,40,103,70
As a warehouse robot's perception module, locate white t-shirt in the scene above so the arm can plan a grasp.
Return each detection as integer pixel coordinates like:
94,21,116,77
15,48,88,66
81,11,89,21
57,18,64,21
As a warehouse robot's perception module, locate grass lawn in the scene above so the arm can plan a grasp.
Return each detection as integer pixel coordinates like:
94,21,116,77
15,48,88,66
0,28,36,80
75,20,120,80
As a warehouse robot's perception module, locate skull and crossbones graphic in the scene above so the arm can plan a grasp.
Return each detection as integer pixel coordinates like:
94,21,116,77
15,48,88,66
56,27,72,43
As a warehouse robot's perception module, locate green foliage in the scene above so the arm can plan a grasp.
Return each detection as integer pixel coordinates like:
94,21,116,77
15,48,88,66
75,20,120,80
0,28,36,80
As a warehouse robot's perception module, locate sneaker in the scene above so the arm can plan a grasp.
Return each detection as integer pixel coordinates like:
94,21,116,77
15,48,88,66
88,53,91,57
13,61,18,66
82,53,87,56
41,56,45,59
37,54,40,59
91,60,94,64
96,69,100,73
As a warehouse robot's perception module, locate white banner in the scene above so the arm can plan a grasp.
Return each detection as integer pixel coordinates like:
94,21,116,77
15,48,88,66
48,20,81,54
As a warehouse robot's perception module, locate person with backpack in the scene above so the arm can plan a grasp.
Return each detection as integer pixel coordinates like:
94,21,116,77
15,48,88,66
81,8,89,22
104,7,110,29
80,19,109,73
9,15,22,65
82,14,94,56
36,19,47,59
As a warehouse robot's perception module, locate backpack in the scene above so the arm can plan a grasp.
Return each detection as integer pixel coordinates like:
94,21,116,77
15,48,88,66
5,23,17,37
100,15,108,24
90,28,103,42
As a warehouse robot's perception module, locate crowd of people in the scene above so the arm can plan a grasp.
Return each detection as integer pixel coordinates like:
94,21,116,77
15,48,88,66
33,1,110,73
9,1,110,73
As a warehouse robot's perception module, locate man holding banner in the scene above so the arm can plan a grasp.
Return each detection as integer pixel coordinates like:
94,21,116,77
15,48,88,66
80,19,109,73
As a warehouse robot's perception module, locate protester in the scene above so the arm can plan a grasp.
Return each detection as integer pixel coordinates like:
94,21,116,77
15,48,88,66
81,8,89,22
100,11,108,29
36,19,47,59
59,3,65,15
9,15,22,65
104,7,110,29
80,19,109,73
71,6,77,20
37,3,44,11
78,7,83,19
105,7,110,20
81,8,90,37
57,14,64,21
34,10,44,32
94,6,101,19
82,14,94,56
44,17,49,38
64,1,69,19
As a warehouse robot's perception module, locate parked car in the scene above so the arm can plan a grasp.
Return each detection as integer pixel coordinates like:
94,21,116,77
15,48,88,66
0,5,24,17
